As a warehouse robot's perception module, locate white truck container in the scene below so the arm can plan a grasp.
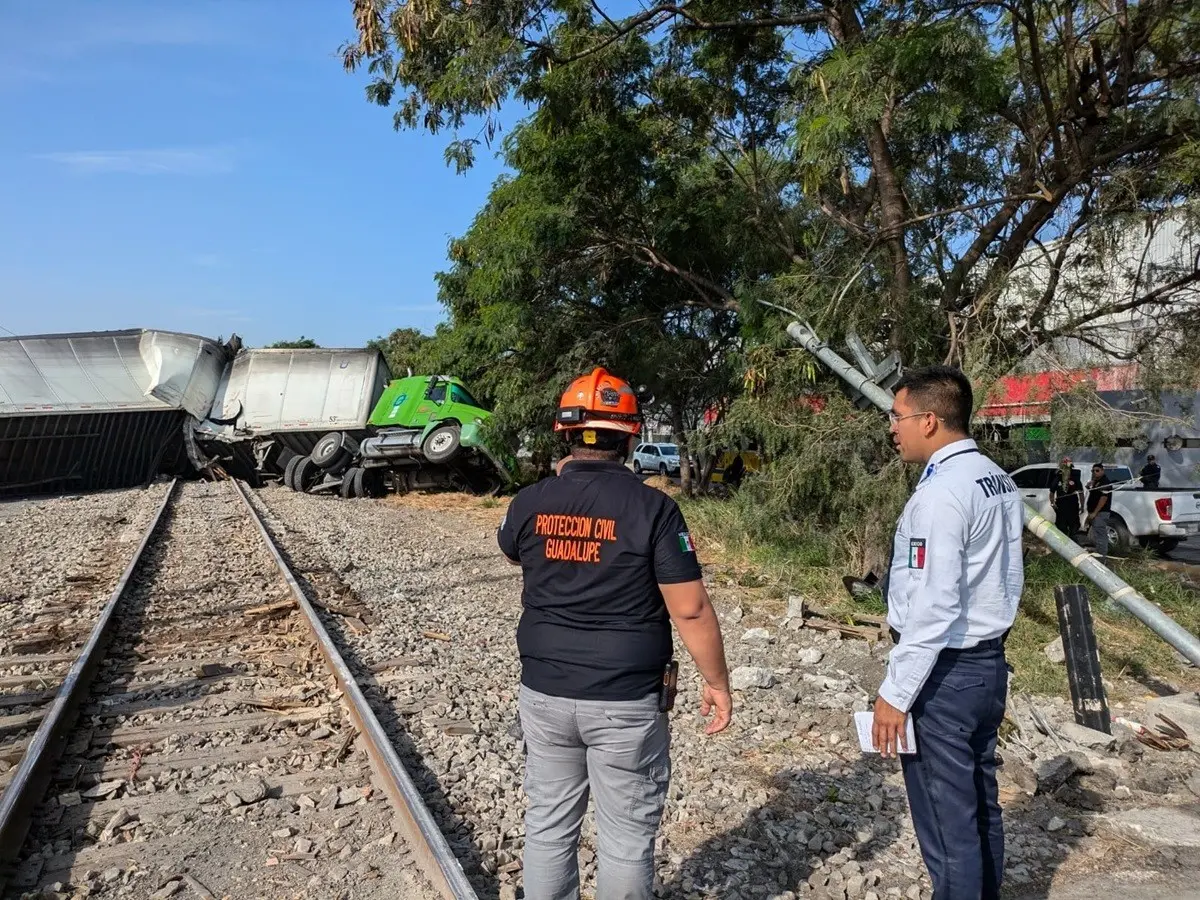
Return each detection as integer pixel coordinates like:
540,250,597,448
1009,460,1200,552
192,348,391,480
196,348,390,438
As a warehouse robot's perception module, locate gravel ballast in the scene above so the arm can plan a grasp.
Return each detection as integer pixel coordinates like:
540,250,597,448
9,482,439,900
254,485,1200,899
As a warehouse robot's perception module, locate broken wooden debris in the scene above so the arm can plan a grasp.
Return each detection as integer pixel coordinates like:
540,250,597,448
243,600,295,619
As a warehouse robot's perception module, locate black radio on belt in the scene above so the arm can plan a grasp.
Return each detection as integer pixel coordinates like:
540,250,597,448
659,660,679,712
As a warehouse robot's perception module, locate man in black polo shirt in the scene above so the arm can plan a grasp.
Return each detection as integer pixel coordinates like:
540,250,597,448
499,367,732,900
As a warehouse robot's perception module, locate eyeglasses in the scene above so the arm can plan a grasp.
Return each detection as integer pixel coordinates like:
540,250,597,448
887,410,935,424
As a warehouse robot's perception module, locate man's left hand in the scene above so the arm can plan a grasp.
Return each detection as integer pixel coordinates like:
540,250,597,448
872,696,909,758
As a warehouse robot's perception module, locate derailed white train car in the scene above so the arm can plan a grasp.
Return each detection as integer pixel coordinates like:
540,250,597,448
0,329,229,494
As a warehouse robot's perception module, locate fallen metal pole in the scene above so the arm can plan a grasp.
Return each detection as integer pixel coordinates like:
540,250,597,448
785,321,1200,667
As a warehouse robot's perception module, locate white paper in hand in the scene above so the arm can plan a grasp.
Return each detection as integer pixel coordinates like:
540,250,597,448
854,711,917,754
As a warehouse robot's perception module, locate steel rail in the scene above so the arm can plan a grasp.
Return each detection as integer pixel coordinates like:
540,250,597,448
785,321,1200,666
0,478,178,875
229,479,479,900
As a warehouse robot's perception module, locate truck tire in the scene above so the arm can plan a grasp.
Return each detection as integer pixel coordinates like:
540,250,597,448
423,424,461,463
283,456,301,491
361,468,386,498
1107,516,1133,553
340,466,362,498
312,432,351,471
1145,536,1181,555
292,456,318,493
632,460,642,474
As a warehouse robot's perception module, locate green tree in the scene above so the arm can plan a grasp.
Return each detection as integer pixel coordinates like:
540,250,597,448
345,0,1200,537
367,326,432,377
401,27,758,491
267,337,320,349
347,0,1200,372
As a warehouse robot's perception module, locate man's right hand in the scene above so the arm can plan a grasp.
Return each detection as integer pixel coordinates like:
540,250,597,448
700,684,732,735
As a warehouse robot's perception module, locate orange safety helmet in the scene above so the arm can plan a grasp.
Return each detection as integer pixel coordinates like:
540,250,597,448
554,367,642,436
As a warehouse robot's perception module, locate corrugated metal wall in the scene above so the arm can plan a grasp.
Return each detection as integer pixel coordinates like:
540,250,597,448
0,410,186,495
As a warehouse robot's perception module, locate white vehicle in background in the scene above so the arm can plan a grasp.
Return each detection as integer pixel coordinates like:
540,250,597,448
631,442,681,476
1009,461,1200,553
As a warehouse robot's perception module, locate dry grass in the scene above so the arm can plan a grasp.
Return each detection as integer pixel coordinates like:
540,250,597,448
384,490,509,527
642,474,682,497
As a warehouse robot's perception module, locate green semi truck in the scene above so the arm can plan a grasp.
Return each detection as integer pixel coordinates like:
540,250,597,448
194,350,513,497
287,374,513,497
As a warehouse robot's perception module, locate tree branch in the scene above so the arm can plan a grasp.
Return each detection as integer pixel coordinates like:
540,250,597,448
548,2,829,65
1045,268,1200,340
1027,185,1096,329
608,237,741,311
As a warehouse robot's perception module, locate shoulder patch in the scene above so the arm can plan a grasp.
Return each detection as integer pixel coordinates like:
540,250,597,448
678,532,695,553
908,538,926,569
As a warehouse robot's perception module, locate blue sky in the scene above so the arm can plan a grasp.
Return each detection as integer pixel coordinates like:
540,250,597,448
0,2,511,348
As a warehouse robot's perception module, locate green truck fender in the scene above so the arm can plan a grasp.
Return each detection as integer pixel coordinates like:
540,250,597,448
457,420,516,484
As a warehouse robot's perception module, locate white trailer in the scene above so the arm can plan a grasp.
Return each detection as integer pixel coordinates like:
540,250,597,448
193,348,392,482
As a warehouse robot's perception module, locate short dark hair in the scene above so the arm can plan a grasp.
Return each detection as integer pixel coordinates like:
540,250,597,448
894,365,973,434
566,428,628,459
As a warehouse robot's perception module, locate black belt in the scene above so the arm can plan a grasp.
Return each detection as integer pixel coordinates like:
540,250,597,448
889,627,1007,652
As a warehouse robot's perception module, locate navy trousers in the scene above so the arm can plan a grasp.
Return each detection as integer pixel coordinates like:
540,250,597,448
900,642,1008,900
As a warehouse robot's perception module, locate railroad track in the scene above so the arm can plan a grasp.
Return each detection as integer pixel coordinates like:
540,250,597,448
0,480,476,900
0,488,169,784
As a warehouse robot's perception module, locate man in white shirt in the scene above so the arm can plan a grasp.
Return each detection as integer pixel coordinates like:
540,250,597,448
872,366,1025,900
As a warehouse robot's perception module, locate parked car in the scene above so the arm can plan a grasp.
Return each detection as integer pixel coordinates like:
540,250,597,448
631,442,681,476
1008,461,1200,552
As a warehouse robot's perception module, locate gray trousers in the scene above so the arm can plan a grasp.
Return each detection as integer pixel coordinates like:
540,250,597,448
519,685,670,900
1089,510,1111,559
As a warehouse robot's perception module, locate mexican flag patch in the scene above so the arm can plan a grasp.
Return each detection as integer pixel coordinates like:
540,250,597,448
678,532,696,553
908,538,926,569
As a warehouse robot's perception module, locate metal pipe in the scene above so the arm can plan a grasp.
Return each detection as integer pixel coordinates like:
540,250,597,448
784,321,1200,667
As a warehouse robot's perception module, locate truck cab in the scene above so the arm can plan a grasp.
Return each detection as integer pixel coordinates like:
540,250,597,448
370,375,489,432
294,374,512,498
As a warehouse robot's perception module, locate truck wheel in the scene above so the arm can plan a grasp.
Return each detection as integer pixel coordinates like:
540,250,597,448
292,456,319,493
1145,536,1181,555
361,468,386,498
340,467,362,498
659,463,668,477
1107,516,1133,553
312,432,351,471
283,456,301,490
423,424,461,463
633,460,642,474
465,471,503,497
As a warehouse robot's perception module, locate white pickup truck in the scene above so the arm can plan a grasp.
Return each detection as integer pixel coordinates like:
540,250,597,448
1009,461,1200,553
